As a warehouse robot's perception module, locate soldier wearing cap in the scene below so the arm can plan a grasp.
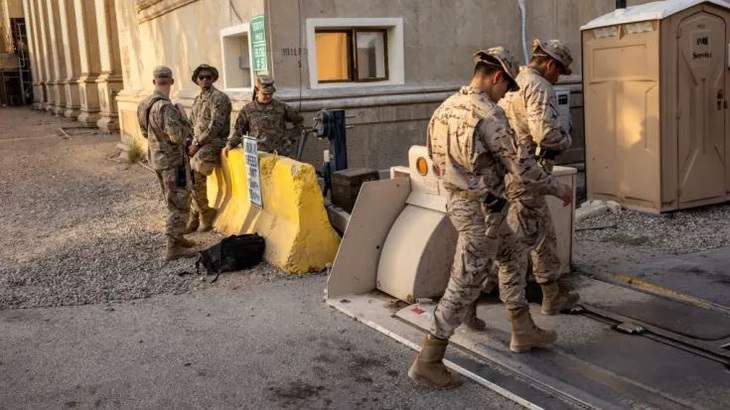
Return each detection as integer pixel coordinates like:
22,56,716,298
409,47,573,390
184,64,232,234
224,74,304,158
136,66,197,261
498,39,579,316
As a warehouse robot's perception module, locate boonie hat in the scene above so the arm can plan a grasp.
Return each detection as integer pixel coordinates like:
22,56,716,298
191,64,220,84
473,47,520,92
532,39,573,75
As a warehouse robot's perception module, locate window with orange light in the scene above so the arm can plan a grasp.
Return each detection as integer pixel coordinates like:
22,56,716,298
315,28,388,83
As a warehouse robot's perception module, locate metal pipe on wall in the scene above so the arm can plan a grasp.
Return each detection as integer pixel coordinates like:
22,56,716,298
518,0,529,64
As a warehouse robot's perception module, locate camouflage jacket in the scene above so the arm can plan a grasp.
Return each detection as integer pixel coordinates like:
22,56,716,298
427,86,564,199
499,66,572,156
137,91,192,170
227,99,304,155
190,86,231,149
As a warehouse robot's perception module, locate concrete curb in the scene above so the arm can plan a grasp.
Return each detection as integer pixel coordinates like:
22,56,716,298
575,200,622,223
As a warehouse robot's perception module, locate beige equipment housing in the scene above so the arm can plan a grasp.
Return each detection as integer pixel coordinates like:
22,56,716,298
327,145,576,304
582,0,730,213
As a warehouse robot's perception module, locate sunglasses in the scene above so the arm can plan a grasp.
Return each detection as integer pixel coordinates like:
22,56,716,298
198,75,212,80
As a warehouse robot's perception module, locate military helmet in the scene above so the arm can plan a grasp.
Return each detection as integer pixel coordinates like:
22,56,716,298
473,46,520,92
255,74,276,93
532,39,573,75
191,64,219,84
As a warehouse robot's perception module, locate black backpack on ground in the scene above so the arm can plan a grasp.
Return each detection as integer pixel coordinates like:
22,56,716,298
195,234,266,282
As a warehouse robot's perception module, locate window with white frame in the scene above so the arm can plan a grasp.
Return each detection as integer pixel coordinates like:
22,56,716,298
307,18,403,89
220,24,253,91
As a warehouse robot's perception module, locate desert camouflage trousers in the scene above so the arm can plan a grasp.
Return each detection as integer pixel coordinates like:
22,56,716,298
189,150,218,216
156,166,191,240
431,192,527,340
507,195,560,284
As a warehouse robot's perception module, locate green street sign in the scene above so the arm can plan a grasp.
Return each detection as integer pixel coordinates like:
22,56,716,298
251,15,268,73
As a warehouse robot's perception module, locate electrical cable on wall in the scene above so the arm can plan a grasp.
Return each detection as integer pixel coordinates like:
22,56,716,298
518,0,529,64
297,0,303,112
228,0,242,24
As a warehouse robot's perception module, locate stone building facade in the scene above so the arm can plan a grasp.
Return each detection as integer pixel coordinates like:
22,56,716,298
22,0,122,130
24,0,654,167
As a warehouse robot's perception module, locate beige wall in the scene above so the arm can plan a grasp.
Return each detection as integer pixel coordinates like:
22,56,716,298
115,0,657,169
116,0,265,144
116,0,264,98
267,0,654,168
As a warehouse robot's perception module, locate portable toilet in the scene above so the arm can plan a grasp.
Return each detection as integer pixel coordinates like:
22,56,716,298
582,0,730,213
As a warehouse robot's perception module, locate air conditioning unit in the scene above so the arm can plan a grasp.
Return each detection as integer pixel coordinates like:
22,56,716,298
554,86,572,133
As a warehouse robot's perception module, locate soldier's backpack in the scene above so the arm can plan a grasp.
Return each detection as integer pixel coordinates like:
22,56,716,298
195,233,266,282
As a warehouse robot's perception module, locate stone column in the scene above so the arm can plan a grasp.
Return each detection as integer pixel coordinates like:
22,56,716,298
45,0,68,115
33,0,53,111
23,0,43,109
73,0,101,125
58,0,82,119
94,0,123,131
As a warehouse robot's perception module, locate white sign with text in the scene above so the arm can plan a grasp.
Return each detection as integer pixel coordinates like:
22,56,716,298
243,136,263,208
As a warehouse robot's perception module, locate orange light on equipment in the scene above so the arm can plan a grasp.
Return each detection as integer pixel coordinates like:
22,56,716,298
416,157,429,176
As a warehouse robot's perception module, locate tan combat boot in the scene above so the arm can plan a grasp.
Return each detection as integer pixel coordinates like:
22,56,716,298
541,281,579,315
199,208,217,232
463,302,486,331
408,336,463,389
165,238,198,261
509,306,557,353
177,236,196,248
184,211,199,234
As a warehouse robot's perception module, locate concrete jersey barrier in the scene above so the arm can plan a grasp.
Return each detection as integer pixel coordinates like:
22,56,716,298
207,149,341,274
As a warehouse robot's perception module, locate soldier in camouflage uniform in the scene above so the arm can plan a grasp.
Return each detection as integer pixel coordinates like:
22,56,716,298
136,66,197,261
185,64,232,233
223,75,303,158
499,39,579,315
408,48,573,390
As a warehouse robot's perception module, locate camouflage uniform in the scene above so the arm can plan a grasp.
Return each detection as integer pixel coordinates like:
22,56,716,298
137,90,193,241
227,76,303,157
499,39,573,284
428,85,566,340
189,86,231,215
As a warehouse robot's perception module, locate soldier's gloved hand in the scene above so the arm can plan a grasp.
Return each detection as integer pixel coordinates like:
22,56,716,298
558,184,573,207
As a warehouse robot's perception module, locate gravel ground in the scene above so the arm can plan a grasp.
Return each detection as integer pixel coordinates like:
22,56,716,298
574,199,730,268
4,106,728,311
0,108,520,408
576,202,730,253
0,108,286,310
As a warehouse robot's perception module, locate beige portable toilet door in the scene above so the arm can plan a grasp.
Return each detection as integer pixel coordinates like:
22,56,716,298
676,11,727,207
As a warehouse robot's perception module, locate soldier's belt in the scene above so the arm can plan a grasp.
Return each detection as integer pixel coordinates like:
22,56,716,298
449,190,507,213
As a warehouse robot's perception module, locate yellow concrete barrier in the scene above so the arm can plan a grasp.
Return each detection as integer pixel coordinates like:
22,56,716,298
207,149,341,274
